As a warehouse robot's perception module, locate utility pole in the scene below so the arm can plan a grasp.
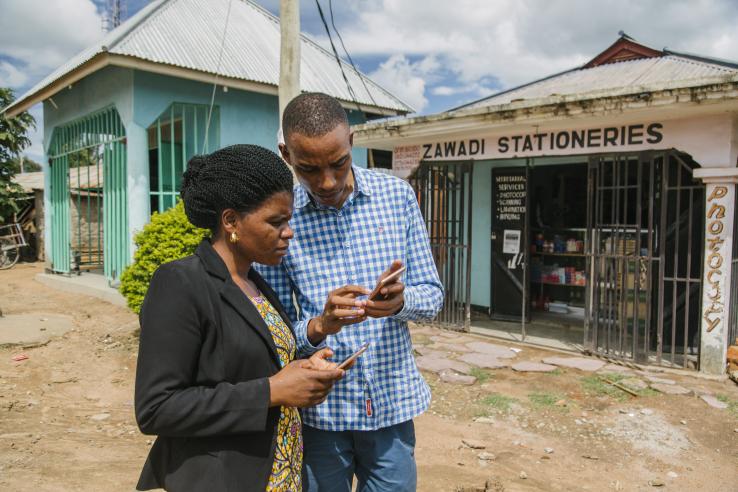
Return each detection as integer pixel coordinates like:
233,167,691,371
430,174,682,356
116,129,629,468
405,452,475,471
279,0,301,123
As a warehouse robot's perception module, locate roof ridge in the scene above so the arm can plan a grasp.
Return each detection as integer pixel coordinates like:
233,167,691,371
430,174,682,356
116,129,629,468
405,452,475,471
100,0,170,52
663,50,738,71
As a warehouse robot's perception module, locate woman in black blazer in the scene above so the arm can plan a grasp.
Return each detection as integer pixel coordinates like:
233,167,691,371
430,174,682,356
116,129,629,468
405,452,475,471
135,145,346,492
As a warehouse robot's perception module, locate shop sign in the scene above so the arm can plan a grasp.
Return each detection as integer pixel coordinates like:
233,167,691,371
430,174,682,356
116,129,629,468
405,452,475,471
405,122,665,162
703,185,728,332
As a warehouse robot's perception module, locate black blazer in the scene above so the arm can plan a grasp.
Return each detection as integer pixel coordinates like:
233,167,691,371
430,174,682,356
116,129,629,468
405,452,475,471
135,239,295,492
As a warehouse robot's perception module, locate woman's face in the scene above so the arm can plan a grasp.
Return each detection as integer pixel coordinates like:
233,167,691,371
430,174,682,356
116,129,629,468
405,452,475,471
232,191,294,265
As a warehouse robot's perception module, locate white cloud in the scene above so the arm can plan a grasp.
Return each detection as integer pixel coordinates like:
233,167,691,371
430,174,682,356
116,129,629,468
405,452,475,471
0,61,28,87
324,0,738,112
0,0,104,89
369,54,436,112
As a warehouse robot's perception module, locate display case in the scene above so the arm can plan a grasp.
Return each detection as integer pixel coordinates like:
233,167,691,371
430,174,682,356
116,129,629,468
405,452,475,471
530,228,586,320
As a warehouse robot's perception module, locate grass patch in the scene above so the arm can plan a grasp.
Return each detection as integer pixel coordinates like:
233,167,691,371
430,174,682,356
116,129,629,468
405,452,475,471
482,393,517,412
544,368,564,377
528,391,565,410
717,394,738,418
580,373,629,401
470,367,493,384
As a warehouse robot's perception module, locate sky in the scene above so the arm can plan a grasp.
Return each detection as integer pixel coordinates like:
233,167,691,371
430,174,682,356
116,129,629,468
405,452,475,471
2,0,738,162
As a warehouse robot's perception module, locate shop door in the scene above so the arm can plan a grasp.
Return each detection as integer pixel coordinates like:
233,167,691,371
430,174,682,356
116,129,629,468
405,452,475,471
491,166,529,321
586,152,704,368
410,161,473,330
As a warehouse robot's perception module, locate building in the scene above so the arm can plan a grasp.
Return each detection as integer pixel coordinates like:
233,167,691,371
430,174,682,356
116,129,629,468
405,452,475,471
3,0,411,282
354,35,738,375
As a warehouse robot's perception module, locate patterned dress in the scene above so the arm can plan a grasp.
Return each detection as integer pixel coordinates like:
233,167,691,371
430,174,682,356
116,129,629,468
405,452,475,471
251,295,303,492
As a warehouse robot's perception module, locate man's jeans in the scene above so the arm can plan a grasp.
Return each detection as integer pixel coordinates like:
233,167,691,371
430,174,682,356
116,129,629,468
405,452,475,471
303,420,417,492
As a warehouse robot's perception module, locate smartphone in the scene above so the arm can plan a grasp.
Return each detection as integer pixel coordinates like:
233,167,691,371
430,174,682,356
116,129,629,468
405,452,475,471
337,342,370,370
368,266,407,300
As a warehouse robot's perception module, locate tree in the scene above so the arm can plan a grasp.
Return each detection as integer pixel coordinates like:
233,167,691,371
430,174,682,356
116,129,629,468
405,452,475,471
0,88,36,223
7,156,42,174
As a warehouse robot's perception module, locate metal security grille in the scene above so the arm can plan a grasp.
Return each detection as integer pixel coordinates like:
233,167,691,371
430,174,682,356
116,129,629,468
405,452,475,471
410,162,473,329
148,103,219,213
729,192,738,347
48,107,128,281
586,151,704,368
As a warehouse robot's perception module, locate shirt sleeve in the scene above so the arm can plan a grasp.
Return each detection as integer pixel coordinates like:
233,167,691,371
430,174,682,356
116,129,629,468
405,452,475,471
392,183,445,322
254,262,326,357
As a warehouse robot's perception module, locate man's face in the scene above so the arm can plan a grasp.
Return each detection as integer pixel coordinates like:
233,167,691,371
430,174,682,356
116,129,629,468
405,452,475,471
280,123,354,209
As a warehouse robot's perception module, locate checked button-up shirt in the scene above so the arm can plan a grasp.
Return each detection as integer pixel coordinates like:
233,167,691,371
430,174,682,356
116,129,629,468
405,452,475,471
256,165,444,431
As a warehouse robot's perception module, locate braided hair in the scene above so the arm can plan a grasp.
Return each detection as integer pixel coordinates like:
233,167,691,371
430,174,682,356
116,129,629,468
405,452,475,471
180,144,293,232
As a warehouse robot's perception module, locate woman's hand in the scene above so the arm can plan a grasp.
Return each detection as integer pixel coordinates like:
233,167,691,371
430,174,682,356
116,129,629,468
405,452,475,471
269,357,344,408
307,347,356,371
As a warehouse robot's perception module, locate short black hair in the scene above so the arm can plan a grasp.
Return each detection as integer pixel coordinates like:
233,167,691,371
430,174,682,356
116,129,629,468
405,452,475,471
282,92,349,139
180,144,293,232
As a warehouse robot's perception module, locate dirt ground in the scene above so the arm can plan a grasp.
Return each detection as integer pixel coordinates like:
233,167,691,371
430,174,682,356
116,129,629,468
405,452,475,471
1,263,738,491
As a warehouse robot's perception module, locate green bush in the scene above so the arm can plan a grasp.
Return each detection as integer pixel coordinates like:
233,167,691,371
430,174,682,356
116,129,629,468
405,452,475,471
120,201,209,313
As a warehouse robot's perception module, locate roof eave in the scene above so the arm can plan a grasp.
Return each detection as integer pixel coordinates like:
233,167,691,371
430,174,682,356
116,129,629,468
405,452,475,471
353,77,738,145
3,52,409,119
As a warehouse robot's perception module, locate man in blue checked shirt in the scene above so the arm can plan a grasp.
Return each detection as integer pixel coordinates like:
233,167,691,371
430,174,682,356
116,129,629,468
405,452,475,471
256,92,443,492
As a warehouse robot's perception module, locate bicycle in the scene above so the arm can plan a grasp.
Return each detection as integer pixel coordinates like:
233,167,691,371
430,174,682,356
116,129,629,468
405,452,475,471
0,223,26,270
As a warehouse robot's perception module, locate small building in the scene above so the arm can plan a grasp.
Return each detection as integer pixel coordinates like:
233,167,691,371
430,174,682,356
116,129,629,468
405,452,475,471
354,35,738,375
3,0,410,281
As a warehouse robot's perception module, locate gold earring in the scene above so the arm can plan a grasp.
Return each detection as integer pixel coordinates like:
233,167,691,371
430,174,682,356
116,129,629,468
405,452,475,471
229,231,239,244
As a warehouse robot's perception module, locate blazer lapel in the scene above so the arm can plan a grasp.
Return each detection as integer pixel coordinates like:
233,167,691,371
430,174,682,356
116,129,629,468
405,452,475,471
219,282,281,367
195,240,281,367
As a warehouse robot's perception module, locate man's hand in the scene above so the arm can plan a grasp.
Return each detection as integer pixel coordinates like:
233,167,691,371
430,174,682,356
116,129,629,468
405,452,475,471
307,285,369,345
365,260,405,318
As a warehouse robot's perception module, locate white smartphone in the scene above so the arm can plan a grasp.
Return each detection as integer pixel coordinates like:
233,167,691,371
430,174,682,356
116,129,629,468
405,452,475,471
337,342,370,370
368,266,406,300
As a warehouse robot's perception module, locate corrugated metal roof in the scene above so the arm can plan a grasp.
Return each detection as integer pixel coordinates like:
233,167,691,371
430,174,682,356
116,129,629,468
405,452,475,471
8,0,411,114
13,171,44,192
458,55,738,111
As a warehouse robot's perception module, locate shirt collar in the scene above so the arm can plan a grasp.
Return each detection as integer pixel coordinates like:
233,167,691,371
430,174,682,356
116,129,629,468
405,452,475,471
293,165,373,211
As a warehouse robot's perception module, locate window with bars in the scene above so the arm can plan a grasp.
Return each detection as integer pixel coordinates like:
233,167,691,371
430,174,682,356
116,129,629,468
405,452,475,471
147,103,220,214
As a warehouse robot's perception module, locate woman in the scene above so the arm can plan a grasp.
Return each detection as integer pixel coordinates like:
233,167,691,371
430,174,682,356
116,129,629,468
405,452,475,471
134,144,346,492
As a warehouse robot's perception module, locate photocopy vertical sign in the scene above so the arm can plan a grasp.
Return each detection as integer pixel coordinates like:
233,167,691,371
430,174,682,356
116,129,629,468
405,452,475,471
701,183,735,374
392,145,422,179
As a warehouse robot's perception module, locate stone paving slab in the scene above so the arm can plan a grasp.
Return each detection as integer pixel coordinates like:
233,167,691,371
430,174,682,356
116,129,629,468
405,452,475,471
620,378,649,391
700,395,729,409
414,347,446,358
642,374,676,385
457,352,509,369
415,356,472,375
426,342,472,353
0,314,75,347
599,364,636,374
541,356,606,372
439,370,477,385
511,361,558,372
465,342,518,359
651,383,693,396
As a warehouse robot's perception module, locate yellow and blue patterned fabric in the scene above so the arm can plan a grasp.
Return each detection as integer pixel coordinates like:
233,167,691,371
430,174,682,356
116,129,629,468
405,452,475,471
251,294,303,492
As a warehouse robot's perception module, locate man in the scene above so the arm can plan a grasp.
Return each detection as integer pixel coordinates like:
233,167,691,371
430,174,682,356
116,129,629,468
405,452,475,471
257,92,443,491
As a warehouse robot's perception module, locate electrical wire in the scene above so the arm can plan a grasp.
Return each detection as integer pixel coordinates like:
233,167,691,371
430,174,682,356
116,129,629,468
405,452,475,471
203,0,234,153
328,0,378,107
314,0,363,112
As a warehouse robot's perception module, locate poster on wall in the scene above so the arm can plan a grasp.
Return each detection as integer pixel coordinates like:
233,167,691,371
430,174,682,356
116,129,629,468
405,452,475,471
392,145,422,179
491,167,528,320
